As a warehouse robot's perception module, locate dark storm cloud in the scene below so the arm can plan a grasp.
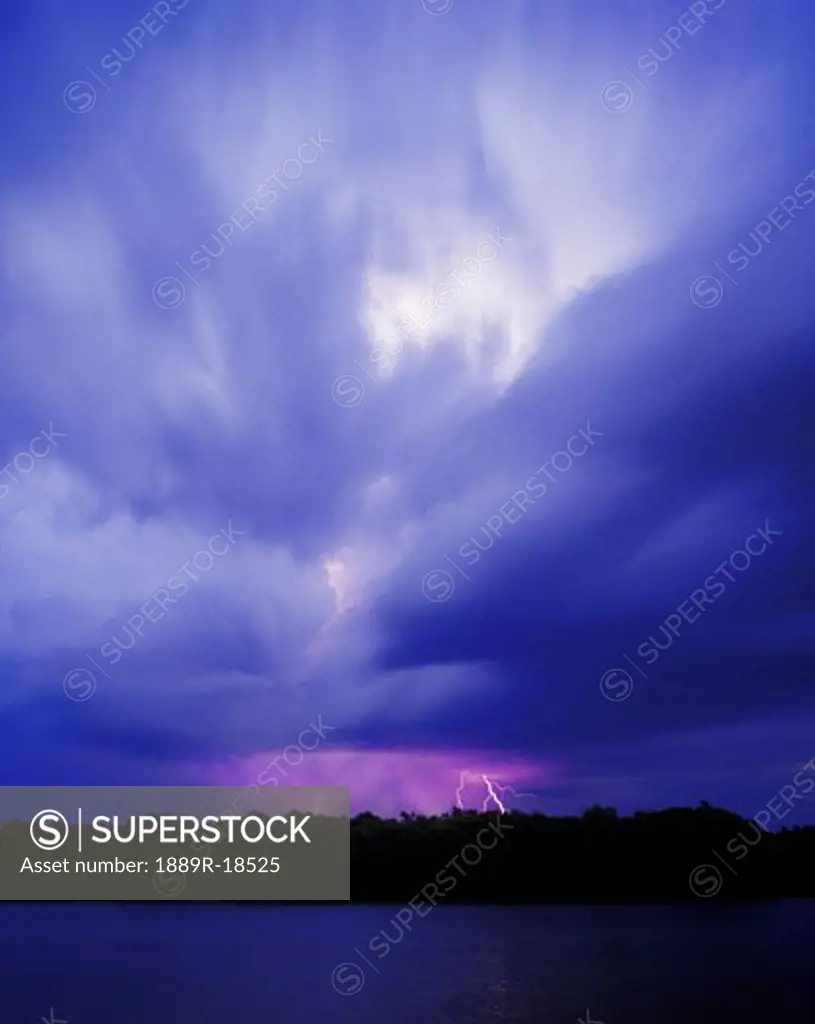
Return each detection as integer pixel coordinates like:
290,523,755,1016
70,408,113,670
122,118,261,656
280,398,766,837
1,0,814,813
372,218,815,761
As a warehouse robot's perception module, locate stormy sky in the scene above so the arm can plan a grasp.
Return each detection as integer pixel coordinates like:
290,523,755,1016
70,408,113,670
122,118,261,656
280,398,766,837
1,0,814,818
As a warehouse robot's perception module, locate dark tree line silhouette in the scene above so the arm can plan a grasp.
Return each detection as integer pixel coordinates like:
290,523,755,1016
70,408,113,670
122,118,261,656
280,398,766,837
349,803,815,902
7,803,811,903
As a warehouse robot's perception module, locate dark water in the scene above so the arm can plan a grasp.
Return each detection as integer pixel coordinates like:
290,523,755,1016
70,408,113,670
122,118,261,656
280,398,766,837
0,901,812,1023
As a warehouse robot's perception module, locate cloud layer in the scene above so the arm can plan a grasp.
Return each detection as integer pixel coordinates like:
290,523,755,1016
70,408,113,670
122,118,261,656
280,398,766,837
1,0,814,816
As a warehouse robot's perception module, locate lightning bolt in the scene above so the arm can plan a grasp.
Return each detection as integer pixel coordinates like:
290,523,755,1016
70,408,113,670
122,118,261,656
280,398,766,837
481,774,506,813
456,771,535,814
490,779,536,807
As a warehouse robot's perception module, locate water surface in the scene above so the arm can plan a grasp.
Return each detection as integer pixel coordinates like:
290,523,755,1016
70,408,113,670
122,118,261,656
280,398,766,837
0,901,811,1022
